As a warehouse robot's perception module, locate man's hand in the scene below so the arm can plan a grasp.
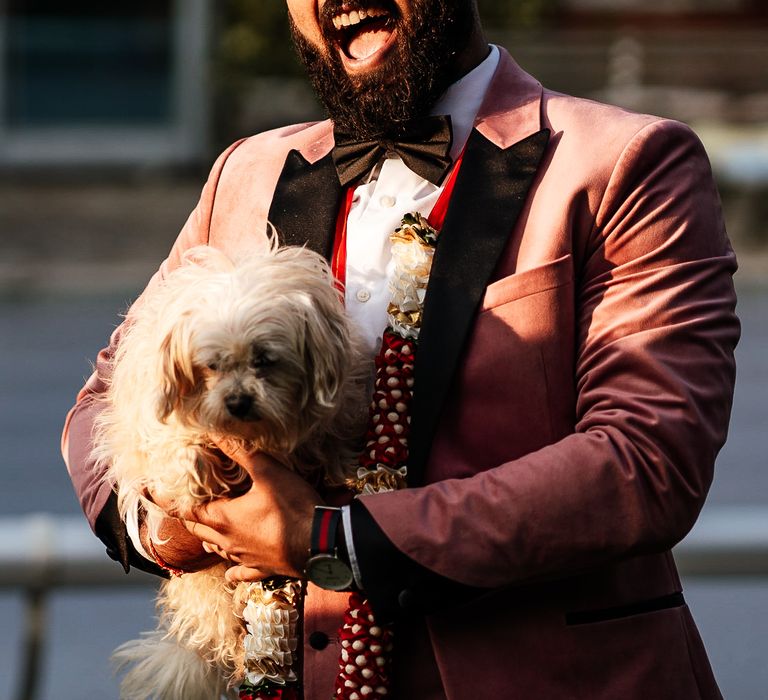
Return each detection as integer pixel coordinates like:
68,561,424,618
176,439,323,583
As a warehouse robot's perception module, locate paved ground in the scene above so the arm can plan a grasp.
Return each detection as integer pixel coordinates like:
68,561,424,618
0,180,766,699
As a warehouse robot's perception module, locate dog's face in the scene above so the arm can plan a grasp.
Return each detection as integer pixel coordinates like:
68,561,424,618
154,246,351,453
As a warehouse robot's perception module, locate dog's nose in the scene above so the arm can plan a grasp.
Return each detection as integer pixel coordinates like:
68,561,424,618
225,393,253,418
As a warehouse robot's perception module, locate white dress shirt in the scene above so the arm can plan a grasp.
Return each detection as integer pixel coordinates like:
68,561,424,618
128,45,501,568
344,44,500,357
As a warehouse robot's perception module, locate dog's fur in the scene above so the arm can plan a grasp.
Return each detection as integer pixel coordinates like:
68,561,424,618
93,244,366,699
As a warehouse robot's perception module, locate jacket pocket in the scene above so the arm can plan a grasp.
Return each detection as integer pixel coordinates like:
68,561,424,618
481,253,573,311
565,591,686,626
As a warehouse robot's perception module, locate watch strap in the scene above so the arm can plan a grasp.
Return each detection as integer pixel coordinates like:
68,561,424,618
311,505,343,557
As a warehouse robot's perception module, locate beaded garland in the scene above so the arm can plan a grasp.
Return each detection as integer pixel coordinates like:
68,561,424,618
334,212,440,699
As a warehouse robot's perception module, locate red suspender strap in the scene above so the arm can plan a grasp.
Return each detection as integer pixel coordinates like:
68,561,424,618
427,149,464,230
331,185,356,291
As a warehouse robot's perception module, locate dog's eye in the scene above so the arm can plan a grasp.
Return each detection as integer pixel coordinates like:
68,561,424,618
206,361,219,371
251,352,275,369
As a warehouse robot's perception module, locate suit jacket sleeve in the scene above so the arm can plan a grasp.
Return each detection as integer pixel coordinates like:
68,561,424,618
61,139,247,573
349,119,740,621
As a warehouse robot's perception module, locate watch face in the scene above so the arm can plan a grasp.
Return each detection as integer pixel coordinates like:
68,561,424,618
307,554,354,591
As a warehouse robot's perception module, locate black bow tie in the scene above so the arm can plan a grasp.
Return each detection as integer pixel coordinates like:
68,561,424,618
332,115,453,187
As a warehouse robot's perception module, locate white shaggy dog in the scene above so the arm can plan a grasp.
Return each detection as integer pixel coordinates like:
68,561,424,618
92,244,365,699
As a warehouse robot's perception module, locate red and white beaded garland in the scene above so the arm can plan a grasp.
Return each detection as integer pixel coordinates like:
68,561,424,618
335,213,440,699
334,593,394,699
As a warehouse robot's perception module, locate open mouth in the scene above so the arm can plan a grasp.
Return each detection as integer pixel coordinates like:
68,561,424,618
325,3,399,68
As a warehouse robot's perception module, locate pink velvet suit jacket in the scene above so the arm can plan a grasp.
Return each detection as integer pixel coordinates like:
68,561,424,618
63,49,739,699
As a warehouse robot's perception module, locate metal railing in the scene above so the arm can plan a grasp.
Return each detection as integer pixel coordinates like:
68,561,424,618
0,515,155,700
2,507,767,700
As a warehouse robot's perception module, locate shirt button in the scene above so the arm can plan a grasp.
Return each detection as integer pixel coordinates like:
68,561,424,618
308,631,329,650
356,289,371,303
379,195,396,208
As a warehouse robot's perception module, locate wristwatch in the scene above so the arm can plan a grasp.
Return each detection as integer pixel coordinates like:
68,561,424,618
305,506,354,591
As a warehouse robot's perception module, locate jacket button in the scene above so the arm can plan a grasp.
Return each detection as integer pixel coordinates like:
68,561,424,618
398,589,418,610
308,631,329,650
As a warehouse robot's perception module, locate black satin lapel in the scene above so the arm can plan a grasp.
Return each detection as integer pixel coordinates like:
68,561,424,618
408,128,551,485
268,150,342,260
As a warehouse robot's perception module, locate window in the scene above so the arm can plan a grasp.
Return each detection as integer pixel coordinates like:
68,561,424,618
1,0,208,166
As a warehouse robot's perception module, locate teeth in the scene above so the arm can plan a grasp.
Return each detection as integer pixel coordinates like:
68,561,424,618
332,6,388,31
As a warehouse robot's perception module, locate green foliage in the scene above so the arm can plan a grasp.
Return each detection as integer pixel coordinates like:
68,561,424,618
478,0,560,29
215,1,303,79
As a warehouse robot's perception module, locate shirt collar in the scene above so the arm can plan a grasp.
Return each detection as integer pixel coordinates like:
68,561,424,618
431,44,500,160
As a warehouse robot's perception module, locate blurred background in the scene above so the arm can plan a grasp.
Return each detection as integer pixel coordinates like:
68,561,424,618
0,1,766,699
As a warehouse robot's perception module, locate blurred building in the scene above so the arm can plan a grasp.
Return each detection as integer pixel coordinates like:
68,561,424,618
0,0,210,168
497,0,768,125
494,0,768,230
1,0,765,170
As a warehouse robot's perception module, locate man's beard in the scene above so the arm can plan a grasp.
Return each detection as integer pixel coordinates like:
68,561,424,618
289,0,476,139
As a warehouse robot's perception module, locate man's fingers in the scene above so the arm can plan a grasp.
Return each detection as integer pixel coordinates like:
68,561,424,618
202,541,241,564
211,434,282,481
210,433,250,463
225,565,270,584
182,519,226,549
175,497,227,526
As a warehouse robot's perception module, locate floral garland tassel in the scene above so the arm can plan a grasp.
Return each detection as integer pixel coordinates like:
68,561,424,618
238,577,302,700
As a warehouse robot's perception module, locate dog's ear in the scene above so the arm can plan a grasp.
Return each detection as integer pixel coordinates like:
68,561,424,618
157,317,198,422
301,291,349,409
